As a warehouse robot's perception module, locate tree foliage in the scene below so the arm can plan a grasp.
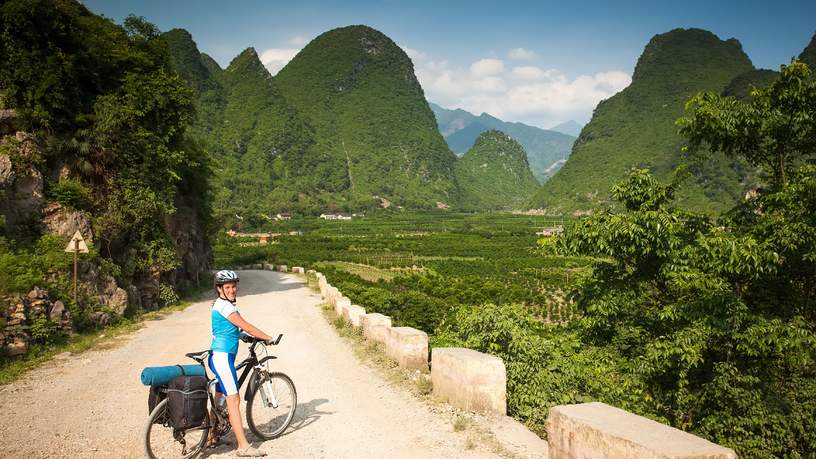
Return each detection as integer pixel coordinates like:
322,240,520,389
560,61,816,457
0,1,212,340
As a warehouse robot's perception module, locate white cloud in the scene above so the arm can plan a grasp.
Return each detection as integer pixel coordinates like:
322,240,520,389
259,48,300,75
511,66,546,81
289,35,307,46
406,47,631,128
400,45,426,61
470,58,505,78
508,48,537,61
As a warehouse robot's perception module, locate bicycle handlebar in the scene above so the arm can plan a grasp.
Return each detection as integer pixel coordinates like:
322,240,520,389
240,333,283,346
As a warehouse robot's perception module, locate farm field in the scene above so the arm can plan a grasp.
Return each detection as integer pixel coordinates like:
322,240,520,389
214,212,590,333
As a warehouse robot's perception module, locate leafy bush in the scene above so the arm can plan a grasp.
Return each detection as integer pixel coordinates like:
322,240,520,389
158,283,179,307
29,312,62,344
48,178,92,210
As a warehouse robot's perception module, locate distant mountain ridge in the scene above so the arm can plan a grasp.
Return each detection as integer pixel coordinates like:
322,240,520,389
429,103,575,182
455,130,540,210
550,120,583,137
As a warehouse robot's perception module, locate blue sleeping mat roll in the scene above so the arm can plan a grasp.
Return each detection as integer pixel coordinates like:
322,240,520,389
140,364,206,386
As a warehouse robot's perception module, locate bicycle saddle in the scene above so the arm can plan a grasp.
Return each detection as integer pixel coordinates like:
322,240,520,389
185,349,211,363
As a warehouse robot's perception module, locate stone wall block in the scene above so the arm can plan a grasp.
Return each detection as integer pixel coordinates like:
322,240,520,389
361,313,391,344
335,296,351,316
341,304,366,327
431,347,506,415
546,402,738,459
385,327,428,371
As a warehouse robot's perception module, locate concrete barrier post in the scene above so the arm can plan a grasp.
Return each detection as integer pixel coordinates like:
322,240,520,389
335,296,351,316
276,265,288,272
341,305,366,327
547,402,738,459
361,313,391,344
385,327,428,371
292,266,305,274
431,348,506,415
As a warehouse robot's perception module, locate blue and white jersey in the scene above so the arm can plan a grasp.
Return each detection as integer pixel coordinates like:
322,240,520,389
211,297,240,354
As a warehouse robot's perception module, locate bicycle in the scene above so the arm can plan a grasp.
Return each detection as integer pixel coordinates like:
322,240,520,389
143,334,297,458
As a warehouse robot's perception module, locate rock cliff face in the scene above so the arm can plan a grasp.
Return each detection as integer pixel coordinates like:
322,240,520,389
1,287,73,356
0,129,211,355
0,133,44,237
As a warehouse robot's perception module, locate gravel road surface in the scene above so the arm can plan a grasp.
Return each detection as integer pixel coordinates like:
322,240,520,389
0,270,532,458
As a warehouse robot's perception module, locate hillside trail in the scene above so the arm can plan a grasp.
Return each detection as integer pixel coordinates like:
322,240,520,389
0,270,540,458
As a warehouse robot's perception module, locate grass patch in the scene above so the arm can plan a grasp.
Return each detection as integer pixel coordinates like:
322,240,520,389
453,413,471,432
0,285,210,385
321,261,418,282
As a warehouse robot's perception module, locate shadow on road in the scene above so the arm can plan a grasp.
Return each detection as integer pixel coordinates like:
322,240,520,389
200,399,333,457
282,398,334,436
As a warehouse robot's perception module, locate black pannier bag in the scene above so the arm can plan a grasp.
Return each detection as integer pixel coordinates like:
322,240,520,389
166,372,208,430
148,384,167,423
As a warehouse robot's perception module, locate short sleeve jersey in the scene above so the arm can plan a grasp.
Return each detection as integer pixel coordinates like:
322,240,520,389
211,298,240,354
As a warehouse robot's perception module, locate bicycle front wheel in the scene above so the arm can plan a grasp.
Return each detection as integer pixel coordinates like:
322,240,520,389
246,371,297,440
143,398,209,459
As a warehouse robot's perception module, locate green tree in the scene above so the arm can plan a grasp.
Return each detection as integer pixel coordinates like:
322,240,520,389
680,60,816,189
560,61,816,456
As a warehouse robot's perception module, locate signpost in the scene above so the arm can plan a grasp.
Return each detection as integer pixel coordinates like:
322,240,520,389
64,230,89,303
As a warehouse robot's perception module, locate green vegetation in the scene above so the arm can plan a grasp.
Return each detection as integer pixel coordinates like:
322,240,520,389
722,69,779,100
531,28,756,214
215,212,586,331
430,102,576,182
552,62,816,456
273,25,460,210
799,33,816,68
0,289,206,384
455,130,540,210
0,1,211,351
163,30,320,217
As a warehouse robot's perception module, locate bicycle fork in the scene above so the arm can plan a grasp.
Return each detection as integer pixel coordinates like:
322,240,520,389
256,366,280,409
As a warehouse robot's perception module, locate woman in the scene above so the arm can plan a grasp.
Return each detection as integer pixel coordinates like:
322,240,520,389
209,270,273,457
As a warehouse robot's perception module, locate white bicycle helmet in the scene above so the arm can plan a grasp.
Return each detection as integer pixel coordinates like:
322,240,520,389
214,270,239,285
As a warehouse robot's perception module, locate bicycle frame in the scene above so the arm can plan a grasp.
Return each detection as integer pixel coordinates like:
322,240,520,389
197,335,282,426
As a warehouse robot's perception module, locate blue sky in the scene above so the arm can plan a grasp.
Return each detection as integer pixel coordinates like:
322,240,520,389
84,0,816,129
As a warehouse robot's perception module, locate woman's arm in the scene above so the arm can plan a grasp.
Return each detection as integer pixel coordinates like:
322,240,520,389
227,312,273,341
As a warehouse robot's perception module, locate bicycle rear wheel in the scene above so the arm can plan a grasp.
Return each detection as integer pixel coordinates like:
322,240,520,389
143,398,209,459
246,371,297,439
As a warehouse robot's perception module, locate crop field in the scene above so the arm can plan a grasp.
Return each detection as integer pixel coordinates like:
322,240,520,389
214,212,591,333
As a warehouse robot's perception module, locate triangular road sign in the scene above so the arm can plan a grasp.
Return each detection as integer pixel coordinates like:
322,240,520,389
64,230,89,253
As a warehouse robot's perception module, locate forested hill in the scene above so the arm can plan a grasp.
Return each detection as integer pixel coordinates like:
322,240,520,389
455,130,540,210
0,0,212,342
528,28,756,214
430,103,576,183
799,32,816,68
274,25,460,210
163,30,323,220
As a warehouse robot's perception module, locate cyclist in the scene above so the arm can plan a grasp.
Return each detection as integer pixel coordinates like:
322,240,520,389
209,270,274,457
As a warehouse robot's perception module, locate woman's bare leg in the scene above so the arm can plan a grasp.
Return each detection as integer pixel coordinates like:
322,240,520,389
226,393,250,449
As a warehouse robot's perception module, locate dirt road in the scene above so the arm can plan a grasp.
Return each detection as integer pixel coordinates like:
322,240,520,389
0,270,525,458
